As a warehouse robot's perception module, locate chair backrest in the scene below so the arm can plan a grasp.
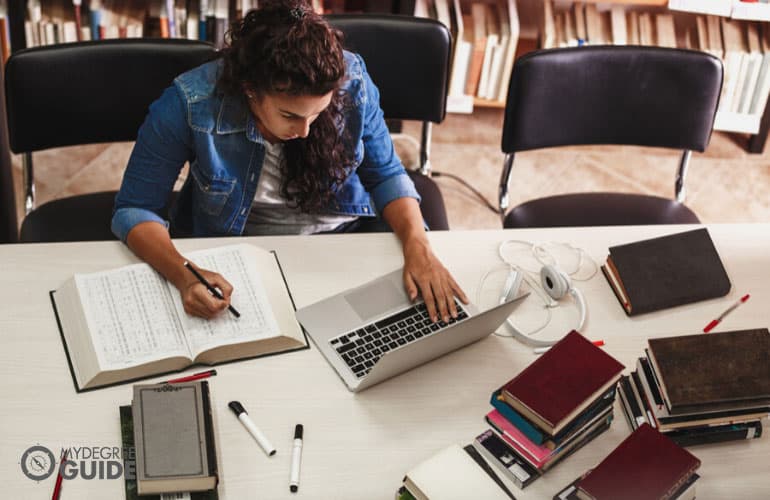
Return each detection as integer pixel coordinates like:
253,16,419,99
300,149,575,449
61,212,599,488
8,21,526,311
326,14,451,124
5,39,218,153
501,46,723,154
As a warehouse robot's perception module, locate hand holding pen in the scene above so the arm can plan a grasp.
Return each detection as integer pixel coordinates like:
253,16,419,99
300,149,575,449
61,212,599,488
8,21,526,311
181,261,239,319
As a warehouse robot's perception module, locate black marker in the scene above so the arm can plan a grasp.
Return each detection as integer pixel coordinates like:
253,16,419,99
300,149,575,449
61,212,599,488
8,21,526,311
289,424,303,493
183,261,240,318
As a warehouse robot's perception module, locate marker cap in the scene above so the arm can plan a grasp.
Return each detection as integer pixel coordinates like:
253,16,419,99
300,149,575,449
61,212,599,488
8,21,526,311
228,401,246,416
294,424,303,440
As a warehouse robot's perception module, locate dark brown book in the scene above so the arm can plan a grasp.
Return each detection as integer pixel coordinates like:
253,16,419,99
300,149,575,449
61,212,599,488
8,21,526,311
576,423,700,500
501,330,624,435
647,328,770,415
602,228,731,316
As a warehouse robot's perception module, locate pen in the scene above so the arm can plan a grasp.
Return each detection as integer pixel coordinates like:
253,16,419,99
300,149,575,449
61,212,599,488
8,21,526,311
228,401,276,457
289,424,303,493
703,294,750,333
183,261,241,318
51,449,68,500
164,369,217,384
534,339,604,354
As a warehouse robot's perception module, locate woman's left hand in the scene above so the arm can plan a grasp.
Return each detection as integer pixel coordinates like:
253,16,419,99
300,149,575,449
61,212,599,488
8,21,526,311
402,237,469,324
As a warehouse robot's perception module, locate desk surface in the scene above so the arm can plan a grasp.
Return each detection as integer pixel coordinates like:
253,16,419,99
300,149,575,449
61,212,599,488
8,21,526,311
1,225,769,499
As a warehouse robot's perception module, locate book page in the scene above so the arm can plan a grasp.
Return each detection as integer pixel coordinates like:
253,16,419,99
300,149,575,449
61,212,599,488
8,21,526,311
76,264,192,371
172,245,282,356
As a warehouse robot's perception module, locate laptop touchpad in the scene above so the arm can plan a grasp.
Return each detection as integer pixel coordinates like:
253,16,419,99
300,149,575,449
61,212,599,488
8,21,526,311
345,280,407,320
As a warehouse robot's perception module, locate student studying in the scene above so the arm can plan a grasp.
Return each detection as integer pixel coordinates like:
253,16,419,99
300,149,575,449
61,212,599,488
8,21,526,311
110,0,466,325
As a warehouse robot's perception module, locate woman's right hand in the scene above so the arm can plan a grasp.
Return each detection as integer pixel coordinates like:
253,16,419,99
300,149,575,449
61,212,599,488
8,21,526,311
178,265,234,319
125,222,235,320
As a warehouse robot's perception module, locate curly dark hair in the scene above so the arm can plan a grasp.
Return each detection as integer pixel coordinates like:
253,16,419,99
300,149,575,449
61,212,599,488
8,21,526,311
219,0,355,213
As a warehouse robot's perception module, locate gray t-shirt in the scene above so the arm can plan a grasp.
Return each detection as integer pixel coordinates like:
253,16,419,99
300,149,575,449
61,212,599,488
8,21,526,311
243,141,356,235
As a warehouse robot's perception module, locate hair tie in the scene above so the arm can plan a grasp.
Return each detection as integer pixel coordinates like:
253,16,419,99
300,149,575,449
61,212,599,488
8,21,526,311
289,7,306,20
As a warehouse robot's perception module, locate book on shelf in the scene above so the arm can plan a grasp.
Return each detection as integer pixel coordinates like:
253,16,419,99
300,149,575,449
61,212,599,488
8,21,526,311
401,443,513,500
50,243,308,392
120,405,218,500
499,330,624,435
646,328,770,415
601,228,731,316
573,423,701,500
132,380,218,495
465,2,488,97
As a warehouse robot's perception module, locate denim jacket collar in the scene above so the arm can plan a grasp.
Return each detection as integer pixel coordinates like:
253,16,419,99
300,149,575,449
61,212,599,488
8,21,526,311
216,92,265,145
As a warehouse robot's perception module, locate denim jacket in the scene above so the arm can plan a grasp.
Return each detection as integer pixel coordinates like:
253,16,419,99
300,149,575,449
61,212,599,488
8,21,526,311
111,51,419,241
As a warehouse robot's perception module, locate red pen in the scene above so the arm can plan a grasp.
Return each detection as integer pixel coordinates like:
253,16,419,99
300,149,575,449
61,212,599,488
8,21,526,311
164,369,217,384
51,449,68,500
703,294,750,333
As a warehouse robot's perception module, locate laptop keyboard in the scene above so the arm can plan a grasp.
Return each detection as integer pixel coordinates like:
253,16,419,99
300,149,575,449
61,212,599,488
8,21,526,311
329,301,469,379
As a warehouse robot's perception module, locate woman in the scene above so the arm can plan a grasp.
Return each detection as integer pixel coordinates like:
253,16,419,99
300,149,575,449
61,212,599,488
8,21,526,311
112,0,466,321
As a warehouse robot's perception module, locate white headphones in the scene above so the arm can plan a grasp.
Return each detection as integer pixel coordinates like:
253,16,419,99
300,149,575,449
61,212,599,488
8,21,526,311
494,241,592,347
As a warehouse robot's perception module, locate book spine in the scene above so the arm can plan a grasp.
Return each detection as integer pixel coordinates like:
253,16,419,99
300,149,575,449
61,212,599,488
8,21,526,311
666,421,763,448
490,390,547,444
200,381,219,484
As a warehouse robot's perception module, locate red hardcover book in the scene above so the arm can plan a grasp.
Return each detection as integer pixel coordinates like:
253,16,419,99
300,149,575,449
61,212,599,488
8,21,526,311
501,330,624,435
576,423,700,500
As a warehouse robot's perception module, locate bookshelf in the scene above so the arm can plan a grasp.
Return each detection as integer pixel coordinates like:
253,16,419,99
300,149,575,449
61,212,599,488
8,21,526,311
3,0,770,151
419,0,770,152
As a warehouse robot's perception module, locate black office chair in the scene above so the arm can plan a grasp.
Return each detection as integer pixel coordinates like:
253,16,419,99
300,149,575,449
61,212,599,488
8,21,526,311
5,39,217,242
499,46,723,228
328,14,451,230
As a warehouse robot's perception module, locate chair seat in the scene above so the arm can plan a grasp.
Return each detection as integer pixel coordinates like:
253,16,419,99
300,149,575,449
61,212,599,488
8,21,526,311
503,192,700,229
20,192,119,243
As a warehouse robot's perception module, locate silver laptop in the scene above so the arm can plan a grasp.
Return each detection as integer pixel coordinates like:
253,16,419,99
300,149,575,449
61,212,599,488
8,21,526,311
296,269,528,392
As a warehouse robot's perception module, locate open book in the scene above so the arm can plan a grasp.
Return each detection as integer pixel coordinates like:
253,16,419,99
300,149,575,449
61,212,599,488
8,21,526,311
51,244,307,392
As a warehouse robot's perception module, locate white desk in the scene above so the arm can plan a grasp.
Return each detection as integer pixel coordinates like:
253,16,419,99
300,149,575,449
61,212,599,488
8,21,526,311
1,225,769,499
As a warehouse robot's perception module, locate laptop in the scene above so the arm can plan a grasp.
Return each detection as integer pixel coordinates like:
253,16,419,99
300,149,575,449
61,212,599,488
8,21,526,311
295,269,528,392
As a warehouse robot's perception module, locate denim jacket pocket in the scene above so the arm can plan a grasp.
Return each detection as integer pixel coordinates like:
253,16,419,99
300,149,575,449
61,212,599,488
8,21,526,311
190,165,237,217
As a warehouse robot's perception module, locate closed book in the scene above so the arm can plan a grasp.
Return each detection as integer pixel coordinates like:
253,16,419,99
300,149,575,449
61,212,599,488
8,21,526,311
402,444,512,500
602,228,731,316
472,429,540,489
491,386,615,448
664,419,763,448
558,472,699,500
576,423,700,500
501,330,624,435
486,407,614,470
119,405,218,500
647,328,770,415
133,381,218,495
630,366,769,432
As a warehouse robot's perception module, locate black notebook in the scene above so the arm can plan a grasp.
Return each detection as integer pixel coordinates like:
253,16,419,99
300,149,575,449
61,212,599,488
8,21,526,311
601,228,731,316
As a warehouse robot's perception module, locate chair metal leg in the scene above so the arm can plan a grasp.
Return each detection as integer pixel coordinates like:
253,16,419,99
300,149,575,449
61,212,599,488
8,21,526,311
675,150,691,203
499,153,515,220
418,122,432,176
22,152,35,214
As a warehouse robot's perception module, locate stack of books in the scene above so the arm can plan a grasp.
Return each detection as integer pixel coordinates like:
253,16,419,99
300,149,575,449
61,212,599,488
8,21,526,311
618,328,770,447
475,330,625,489
554,423,701,500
